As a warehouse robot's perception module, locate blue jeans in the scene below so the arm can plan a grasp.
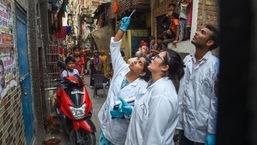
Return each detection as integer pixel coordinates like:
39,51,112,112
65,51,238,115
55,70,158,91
98,130,114,145
179,18,187,41
179,130,205,145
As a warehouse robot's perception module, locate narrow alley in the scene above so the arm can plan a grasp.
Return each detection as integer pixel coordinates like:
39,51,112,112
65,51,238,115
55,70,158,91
0,0,256,145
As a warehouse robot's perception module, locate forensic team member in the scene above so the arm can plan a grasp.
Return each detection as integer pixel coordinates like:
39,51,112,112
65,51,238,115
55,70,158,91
98,16,151,145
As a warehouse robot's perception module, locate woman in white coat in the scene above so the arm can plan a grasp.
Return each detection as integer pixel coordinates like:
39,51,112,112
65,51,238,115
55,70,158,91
98,17,151,145
122,49,185,145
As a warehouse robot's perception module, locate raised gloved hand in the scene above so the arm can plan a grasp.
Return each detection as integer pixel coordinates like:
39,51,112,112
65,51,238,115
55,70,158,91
120,17,131,32
110,109,123,119
205,134,215,145
118,97,133,116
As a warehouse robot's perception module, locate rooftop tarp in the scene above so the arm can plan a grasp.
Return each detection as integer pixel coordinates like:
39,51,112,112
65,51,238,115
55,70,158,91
91,25,114,54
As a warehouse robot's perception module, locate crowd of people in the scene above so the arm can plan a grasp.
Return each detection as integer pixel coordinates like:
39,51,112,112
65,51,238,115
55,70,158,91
59,43,112,88
161,0,192,47
132,1,193,63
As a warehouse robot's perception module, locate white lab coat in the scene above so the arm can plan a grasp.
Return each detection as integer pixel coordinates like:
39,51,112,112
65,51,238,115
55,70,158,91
125,77,179,145
176,51,219,143
98,37,148,145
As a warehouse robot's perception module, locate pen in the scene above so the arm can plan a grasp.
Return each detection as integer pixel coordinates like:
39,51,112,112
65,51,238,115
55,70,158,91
129,9,136,18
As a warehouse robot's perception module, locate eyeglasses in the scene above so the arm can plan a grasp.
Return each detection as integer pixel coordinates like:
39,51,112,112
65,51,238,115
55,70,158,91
151,54,164,62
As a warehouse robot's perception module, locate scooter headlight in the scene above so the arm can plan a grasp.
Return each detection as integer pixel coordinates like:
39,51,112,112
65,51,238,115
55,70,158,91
69,104,86,120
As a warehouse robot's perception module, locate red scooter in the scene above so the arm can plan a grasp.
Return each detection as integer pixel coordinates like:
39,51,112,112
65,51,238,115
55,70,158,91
55,61,96,145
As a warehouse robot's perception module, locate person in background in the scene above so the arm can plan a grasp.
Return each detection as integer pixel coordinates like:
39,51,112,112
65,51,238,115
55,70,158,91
163,12,180,46
98,16,151,145
59,47,69,61
151,35,166,56
60,56,79,79
84,48,91,75
148,36,156,52
178,0,191,41
147,36,157,58
176,24,220,145
136,40,147,57
100,50,108,77
121,49,185,145
89,50,101,87
161,3,176,31
185,0,193,40
72,45,85,78
167,3,176,18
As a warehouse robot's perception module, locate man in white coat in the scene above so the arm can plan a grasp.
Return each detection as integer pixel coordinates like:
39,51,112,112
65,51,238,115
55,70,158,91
98,16,151,145
176,24,220,145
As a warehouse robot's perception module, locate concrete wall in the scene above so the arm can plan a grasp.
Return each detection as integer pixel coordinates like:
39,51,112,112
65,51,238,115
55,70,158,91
28,0,48,144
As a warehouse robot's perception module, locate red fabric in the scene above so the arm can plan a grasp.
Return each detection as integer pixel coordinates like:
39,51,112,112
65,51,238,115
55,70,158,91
170,18,179,34
60,47,64,55
54,26,67,40
187,1,193,27
113,1,118,13
74,57,85,74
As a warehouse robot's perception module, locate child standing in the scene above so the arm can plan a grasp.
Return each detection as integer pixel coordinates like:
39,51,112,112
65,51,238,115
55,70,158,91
72,45,85,78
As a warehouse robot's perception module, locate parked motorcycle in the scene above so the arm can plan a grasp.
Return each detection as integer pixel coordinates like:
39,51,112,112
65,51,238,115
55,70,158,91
55,61,96,145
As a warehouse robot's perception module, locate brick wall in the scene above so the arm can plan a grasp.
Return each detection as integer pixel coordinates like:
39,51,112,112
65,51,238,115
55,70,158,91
197,0,219,29
0,89,26,145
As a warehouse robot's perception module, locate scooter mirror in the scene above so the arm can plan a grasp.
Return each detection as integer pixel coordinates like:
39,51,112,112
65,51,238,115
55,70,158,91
57,60,67,70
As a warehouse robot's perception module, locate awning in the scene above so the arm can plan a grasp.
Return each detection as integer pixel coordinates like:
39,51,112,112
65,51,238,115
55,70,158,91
91,25,114,54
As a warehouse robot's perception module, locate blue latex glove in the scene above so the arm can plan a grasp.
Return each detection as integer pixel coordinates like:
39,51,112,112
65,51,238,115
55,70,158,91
120,17,131,32
110,109,123,119
205,134,215,145
118,97,132,116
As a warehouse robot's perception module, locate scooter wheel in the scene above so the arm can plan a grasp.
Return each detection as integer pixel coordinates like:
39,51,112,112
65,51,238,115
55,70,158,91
69,128,96,145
